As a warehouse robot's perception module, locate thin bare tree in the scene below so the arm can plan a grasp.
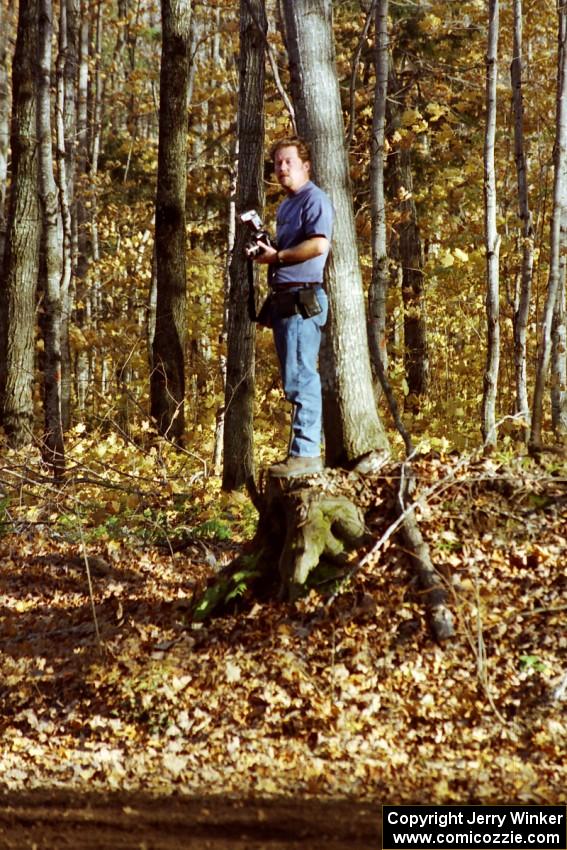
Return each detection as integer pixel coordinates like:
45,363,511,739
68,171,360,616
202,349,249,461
74,0,91,412
481,0,501,449
551,252,567,435
551,23,567,437
37,0,65,475
531,0,567,449
0,0,14,267
368,0,389,387
55,0,75,429
511,0,534,440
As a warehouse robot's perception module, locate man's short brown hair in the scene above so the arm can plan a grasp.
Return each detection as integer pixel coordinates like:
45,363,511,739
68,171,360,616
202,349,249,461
270,136,311,164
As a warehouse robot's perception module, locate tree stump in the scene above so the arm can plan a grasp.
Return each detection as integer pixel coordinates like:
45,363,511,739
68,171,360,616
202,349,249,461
192,462,455,643
255,473,367,600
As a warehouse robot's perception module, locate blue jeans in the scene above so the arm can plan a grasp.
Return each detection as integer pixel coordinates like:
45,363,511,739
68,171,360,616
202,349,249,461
272,288,328,457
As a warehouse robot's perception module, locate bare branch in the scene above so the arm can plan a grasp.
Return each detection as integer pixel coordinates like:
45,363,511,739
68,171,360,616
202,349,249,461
347,0,377,147
242,0,296,134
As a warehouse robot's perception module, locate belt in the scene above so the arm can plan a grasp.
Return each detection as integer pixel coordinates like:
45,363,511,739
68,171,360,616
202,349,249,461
271,281,322,292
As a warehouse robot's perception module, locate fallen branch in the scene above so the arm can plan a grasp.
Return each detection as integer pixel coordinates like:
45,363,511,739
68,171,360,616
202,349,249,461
392,454,455,641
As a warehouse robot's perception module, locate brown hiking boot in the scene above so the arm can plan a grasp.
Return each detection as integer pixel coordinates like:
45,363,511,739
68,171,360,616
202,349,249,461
268,455,323,478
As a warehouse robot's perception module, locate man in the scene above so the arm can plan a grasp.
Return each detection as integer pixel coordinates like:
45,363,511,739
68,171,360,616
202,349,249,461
253,137,334,477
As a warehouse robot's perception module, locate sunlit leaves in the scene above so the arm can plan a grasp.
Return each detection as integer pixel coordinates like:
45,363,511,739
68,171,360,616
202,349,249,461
0,441,564,799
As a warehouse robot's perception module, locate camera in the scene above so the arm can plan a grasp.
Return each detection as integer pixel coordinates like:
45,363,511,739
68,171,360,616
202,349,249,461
240,209,275,258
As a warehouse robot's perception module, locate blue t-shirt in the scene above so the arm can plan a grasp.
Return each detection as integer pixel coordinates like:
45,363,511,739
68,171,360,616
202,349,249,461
273,181,334,285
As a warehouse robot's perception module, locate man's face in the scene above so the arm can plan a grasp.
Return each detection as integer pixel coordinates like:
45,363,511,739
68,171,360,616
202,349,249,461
274,146,310,194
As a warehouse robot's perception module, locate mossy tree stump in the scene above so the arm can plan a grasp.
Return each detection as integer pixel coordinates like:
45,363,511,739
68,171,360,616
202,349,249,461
193,463,455,642
254,473,367,600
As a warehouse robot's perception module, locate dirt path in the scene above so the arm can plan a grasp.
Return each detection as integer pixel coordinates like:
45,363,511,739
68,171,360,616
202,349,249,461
0,791,382,849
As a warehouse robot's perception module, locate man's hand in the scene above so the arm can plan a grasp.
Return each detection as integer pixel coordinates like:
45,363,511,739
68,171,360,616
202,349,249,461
252,241,278,264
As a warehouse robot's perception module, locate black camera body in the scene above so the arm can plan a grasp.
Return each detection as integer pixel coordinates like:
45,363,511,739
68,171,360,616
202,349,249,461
240,209,275,258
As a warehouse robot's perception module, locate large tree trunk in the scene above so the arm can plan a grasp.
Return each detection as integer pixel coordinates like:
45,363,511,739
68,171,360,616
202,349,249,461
150,0,191,444
531,0,567,450
0,0,41,448
37,0,65,476
481,0,501,449
221,0,266,491
511,0,534,440
280,0,390,467
368,0,389,388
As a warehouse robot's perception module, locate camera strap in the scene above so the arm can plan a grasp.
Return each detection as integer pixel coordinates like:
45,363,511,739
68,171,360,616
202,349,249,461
247,261,276,324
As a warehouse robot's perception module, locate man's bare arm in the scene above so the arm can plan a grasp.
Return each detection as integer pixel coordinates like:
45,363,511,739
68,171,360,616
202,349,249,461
253,236,329,266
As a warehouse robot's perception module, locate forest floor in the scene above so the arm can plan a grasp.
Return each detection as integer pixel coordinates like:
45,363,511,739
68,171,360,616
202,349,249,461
0,449,566,849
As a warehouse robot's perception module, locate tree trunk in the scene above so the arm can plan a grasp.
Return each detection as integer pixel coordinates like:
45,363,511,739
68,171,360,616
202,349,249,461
0,1,14,268
551,266,567,435
74,0,91,415
88,0,103,324
126,0,142,139
481,0,501,449
212,140,237,478
147,243,158,371
37,0,65,476
531,0,567,450
552,34,567,438
0,0,41,448
280,0,390,467
221,0,266,491
108,0,129,135
511,0,534,440
368,0,389,388
56,0,75,430
387,64,429,408
150,0,191,444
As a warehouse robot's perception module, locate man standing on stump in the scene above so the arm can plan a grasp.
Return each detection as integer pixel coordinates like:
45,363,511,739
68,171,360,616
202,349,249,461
253,137,334,478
